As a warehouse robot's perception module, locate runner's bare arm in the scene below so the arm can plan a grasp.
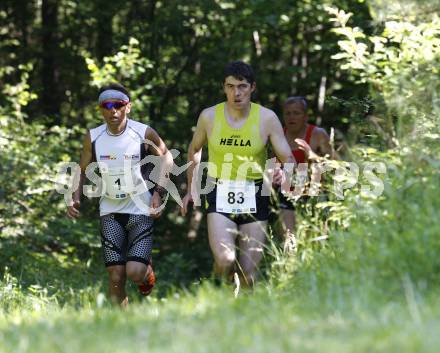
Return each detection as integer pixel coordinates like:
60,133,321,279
145,127,173,217
181,110,209,215
67,132,92,219
267,113,295,165
145,127,173,192
295,128,339,161
187,111,209,192
314,128,338,159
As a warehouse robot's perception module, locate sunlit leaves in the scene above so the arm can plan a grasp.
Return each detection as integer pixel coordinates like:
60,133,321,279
84,37,153,89
328,5,440,142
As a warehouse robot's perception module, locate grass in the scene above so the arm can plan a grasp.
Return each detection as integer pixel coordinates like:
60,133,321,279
1,279,440,353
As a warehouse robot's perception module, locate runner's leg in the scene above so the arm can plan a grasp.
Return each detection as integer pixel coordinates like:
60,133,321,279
125,215,155,295
207,213,238,278
126,262,149,284
106,265,127,305
237,221,267,286
101,214,129,305
280,209,297,251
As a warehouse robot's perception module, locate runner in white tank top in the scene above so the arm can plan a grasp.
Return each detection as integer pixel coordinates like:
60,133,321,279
90,118,152,216
67,83,173,306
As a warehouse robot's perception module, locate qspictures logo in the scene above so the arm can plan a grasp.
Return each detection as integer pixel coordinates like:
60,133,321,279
56,139,388,214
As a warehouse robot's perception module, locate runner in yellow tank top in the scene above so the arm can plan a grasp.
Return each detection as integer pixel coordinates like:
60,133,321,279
208,101,267,180
181,61,294,288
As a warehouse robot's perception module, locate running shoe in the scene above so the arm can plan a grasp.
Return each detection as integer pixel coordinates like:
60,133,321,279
138,264,155,296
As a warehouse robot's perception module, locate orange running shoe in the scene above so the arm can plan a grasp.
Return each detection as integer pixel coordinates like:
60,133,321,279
138,264,155,296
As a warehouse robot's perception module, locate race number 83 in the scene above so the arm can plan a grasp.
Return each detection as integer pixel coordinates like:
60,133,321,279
228,191,244,204
216,180,256,214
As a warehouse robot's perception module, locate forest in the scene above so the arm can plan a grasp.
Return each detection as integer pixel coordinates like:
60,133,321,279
1,0,440,352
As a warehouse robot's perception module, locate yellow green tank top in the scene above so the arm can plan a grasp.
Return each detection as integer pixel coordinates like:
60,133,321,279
207,102,267,180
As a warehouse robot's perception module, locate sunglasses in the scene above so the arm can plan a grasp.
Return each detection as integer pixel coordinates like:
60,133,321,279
99,101,129,110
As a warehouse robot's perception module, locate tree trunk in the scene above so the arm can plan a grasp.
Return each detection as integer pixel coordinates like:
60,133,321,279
41,0,61,118
95,0,114,61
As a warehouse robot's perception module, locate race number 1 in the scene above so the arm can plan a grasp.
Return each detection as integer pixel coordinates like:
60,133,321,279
101,167,129,199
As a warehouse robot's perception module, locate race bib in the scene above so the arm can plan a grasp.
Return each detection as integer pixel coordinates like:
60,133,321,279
99,162,150,200
216,179,256,214
101,166,130,199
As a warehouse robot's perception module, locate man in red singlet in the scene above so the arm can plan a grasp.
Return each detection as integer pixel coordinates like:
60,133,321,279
278,96,334,246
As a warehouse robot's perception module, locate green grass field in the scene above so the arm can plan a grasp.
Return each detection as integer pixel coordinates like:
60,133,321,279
1,279,440,353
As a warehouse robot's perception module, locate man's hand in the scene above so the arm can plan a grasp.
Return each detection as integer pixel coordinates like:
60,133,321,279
272,167,286,186
67,200,81,219
295,138,319,161
150,191,163,219
180,192,194,216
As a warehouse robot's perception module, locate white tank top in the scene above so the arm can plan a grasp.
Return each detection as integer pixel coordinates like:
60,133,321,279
90,119,152,216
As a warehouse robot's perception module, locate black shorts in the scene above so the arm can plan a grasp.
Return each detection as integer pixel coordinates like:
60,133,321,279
278,190,296,210
204,179,270,225
100,213,154,267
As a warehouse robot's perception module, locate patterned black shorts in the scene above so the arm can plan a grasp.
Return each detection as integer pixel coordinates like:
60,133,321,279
100,213,154,267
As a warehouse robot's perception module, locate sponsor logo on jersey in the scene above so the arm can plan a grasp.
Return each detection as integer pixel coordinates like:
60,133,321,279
100,155,117,160
124,154,140,160
219,134,251,147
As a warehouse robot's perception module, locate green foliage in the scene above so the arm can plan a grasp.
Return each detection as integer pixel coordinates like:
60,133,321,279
327,6,440,140
265,0,440,316
287,146,440,307
0,58,101,300
85,37,155,114
368,0,440,23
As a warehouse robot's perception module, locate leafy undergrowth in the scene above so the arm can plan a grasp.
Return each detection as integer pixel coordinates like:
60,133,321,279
2,137,440,353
